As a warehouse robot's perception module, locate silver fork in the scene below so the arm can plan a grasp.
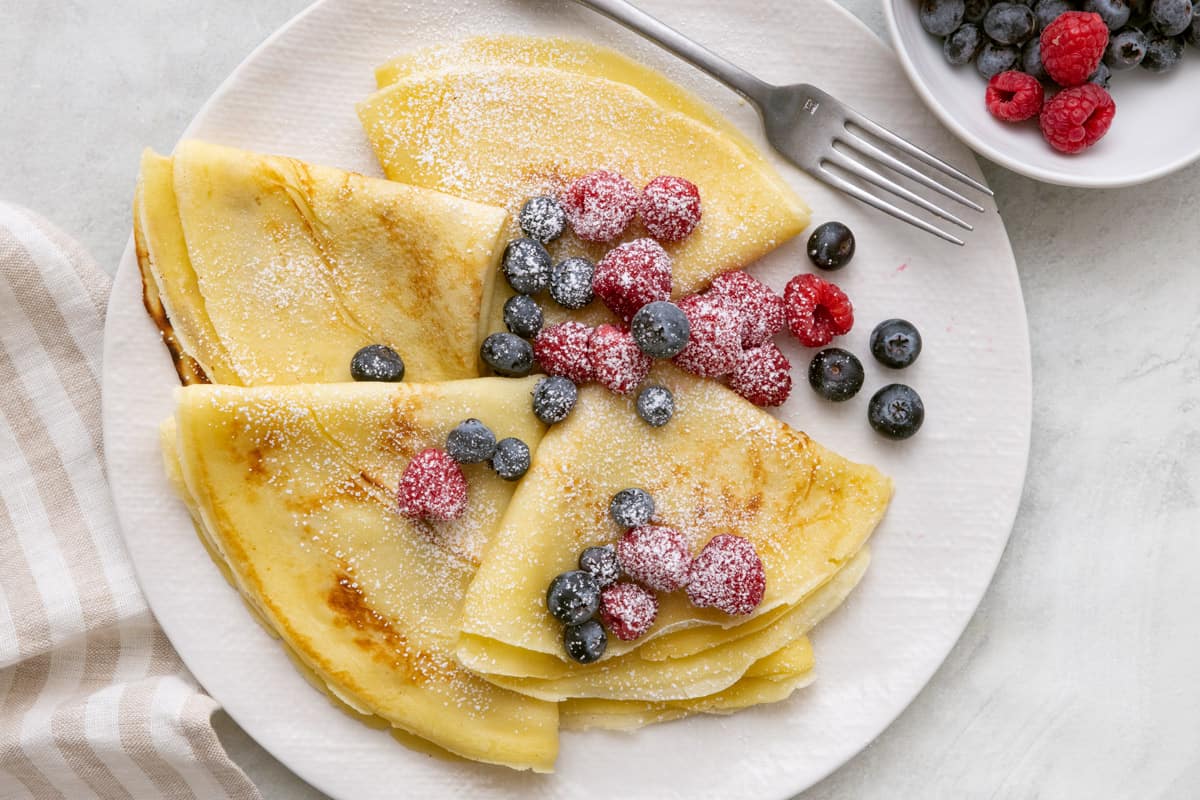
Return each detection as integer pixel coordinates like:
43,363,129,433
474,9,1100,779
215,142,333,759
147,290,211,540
573,0,993,245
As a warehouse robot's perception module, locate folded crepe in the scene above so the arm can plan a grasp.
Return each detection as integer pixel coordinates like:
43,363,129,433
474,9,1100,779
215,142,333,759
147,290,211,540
458,369,892,681
164,378,558,771
135,141,509,385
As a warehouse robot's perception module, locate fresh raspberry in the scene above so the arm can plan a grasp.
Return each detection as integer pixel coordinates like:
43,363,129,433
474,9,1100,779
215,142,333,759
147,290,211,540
397,448,468,521
592,238,673,322
638,176,702,242
726,342,793,407
985,71,1045,122
561,170,640,242
783,273,854,348
1040,12,1109,87
599,582,659,641
616,525,692,592
589,324,651,395
686,534,766,616
1039,84,1116,154
708,271,786,348
671,293,743,377
534,321,595,383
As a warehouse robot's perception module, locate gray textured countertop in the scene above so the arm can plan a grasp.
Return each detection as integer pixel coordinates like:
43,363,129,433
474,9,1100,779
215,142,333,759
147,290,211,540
4,2,1198,798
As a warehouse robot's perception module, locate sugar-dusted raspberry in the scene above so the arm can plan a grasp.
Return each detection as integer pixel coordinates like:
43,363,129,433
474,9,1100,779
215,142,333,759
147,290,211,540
686,534,766,616
589,324,651,395
638,176,702,242
985,70,1045,122
599,582,659,641
397,448,468,521
1039,83,1115,154
671,293,743,377
534,321,595,384
1040,11,1109,86
783,273,854,348
616,525,692,593
726,342,793,407
592,238,673,322
708,271,787,348
561,169,640,242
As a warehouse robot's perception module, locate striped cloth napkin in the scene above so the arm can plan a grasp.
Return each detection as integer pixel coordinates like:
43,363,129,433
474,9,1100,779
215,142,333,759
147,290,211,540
0,203,260,800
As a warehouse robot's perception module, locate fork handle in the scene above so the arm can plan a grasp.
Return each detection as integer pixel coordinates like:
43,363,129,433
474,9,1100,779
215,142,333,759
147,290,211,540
571,0,773,106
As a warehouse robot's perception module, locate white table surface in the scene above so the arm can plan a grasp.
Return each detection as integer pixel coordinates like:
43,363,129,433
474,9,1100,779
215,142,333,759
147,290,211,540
4,2,1198,798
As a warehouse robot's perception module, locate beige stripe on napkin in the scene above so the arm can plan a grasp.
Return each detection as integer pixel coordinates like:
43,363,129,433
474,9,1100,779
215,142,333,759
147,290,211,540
0,202,261,800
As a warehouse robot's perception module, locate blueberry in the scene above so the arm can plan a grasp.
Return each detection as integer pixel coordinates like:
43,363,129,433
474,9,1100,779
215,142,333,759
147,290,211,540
944,24,985,64
921,0,967,34
502,238,551,295
1021,39,1050,79
984,2,1038,43
532,376,578,425
1088,60,1114,85
965,0,992,23
546,570,601,625
868,384,925,440
1141,32,1185,69
870,318,923,368
610,488,654,528
631,301,691,358
579,545,621,588
1105,27,1149,67
564,619,607,663
445,418,497,464
807,222,855,270
808,348,865,402
503,294,543,339
549,257,595,310
519,196,567,244
636,384,675,427
977,41,1021,78
350,344,405,382
491,437,531,481
1083,0,1132,27
1151,0,1193,33
1187,14,1200,44
1034,0,1071,28
481,332,534,377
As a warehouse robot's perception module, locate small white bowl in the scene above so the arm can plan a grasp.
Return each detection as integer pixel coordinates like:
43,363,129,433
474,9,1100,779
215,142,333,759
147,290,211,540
883,0,1200,187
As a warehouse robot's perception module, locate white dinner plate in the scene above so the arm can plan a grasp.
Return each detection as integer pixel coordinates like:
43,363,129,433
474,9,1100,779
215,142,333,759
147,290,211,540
102,1,1031,798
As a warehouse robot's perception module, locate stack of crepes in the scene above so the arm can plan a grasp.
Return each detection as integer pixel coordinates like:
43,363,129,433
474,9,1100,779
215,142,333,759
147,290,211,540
136,37,892,772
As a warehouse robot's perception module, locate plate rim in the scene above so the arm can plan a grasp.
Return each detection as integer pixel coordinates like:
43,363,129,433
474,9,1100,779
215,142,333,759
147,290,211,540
102,1,1033,797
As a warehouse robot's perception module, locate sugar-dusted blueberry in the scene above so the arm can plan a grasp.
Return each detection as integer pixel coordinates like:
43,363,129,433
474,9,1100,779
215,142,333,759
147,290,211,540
1141,32,1184,69
350,344,405,382
549,256,596,310
977,41,1021,78
445,418,497,464
501,237,551,295
921,0,967,34
609,488,654,529
636,384,675,427
519,195,567,244
481,332,534,377
532,376,578,425
491,437,531,481
808,348,865,402
984,1,1038,42
579,545,621,588
944,23,985,64
1105,27,1148,68
546,570,601,625
868,384,926,440
870,318,923,368
630,300,691,358
563,619,607,663
503,293,543,339
806,221,855,271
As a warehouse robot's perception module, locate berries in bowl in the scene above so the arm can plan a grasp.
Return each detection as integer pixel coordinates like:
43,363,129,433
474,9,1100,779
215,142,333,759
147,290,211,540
884,0,1200,186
